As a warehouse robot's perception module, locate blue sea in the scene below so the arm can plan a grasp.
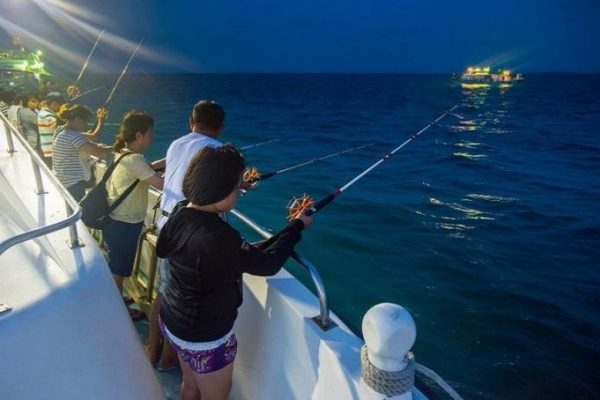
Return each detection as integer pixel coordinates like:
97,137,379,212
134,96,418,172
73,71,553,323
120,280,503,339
87,73,599,399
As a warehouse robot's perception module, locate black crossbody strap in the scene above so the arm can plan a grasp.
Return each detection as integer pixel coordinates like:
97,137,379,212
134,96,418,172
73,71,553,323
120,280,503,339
99,152,135,185
104,152,141,212
108,178,140,212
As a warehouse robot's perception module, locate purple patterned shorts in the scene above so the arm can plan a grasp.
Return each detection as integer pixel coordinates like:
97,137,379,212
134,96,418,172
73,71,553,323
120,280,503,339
160,319,237,374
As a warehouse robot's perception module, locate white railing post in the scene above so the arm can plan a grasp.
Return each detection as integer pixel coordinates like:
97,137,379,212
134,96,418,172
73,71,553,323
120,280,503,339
361,303,417,399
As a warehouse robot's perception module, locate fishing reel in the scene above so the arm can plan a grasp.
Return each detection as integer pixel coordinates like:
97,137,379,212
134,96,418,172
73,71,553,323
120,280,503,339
66,85,81,98
96,106,109,121
286,194,315,221
243,167,261,187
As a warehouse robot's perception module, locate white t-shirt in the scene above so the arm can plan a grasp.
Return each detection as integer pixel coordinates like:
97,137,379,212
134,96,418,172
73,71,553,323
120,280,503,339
157,132,222,229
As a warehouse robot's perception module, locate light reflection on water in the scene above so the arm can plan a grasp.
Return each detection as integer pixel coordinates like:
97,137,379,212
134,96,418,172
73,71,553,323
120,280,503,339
454,141,482,149
429,197,498,220
466,194,518,203
453,152,488,160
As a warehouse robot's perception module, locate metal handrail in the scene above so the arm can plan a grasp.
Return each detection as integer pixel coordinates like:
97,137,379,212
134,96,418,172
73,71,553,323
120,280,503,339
0,112,83,255
229,208,332,330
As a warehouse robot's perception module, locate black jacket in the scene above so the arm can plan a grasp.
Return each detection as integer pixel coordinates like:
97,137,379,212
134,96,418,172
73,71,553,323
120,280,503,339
157,207,304,342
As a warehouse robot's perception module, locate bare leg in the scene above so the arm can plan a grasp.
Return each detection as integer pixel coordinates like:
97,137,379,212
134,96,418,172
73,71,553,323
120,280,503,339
148,293,178,368
158,333,178,369
178,354,202,400
145,293,162,364
193,362,234,400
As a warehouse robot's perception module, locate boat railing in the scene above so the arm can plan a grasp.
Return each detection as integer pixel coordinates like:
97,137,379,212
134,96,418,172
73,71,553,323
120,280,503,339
229,208,333,330
0,112,82,255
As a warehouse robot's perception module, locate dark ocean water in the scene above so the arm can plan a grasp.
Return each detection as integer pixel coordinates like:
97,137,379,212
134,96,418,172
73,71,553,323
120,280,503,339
87,73,600,399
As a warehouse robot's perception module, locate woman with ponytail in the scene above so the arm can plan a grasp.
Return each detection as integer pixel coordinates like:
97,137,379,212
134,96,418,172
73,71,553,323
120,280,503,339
52,104,112,201
103,110,164,307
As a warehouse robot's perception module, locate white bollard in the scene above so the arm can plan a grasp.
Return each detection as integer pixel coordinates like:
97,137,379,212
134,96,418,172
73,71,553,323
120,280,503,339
360,303,417,400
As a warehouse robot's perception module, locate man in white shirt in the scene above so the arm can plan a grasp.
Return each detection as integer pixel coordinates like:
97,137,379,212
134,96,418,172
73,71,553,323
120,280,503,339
157,100,226,229
148,100,226,369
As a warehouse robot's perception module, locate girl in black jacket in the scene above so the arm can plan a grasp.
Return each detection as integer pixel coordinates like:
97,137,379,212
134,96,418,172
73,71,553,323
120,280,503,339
157,144,312,400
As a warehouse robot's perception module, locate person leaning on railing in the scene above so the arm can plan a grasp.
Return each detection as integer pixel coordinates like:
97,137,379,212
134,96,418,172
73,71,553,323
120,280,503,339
157,145,313,400
102,110,164,318
52,104,112,201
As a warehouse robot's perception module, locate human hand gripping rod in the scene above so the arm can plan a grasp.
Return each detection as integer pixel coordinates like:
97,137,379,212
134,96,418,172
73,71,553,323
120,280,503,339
286,105,459,220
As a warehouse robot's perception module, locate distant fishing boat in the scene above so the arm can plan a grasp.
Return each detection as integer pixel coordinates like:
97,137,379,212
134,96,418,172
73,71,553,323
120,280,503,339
0,46,50,91
459,66,523,89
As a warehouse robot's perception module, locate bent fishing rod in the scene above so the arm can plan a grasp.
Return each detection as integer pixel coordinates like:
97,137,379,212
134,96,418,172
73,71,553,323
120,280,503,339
286,105,459,220
103,39,143,108
243,143,373,185
74,30,105,86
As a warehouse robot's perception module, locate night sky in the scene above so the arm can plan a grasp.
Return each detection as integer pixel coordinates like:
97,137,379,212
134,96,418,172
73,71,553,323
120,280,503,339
0,0,599,73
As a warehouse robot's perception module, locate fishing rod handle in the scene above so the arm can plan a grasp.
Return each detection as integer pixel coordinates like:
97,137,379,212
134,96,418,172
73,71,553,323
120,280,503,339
306,192,338,216
260,171,277,181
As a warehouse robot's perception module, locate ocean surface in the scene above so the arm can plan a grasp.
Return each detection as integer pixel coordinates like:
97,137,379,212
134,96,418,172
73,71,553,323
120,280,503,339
86,73,599,399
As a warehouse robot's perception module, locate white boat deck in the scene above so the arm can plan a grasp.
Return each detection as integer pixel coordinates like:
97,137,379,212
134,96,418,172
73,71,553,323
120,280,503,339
0,120,164,399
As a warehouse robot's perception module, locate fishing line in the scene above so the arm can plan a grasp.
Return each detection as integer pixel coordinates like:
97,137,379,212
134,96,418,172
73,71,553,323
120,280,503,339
69,86,108,102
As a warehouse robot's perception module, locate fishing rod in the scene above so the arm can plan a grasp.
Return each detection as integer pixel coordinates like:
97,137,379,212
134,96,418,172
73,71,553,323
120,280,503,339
103,39,143,108
243,143,373,185
240,138,280,150
69,86,108,102
286,105,459,220
74,30,105,86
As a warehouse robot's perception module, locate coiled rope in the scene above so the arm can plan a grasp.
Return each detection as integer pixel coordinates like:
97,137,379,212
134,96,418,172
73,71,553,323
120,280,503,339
361,345,415,397
361,346,465,400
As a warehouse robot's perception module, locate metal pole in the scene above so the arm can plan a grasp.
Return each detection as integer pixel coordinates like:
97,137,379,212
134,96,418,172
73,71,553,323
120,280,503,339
2,120,15,154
